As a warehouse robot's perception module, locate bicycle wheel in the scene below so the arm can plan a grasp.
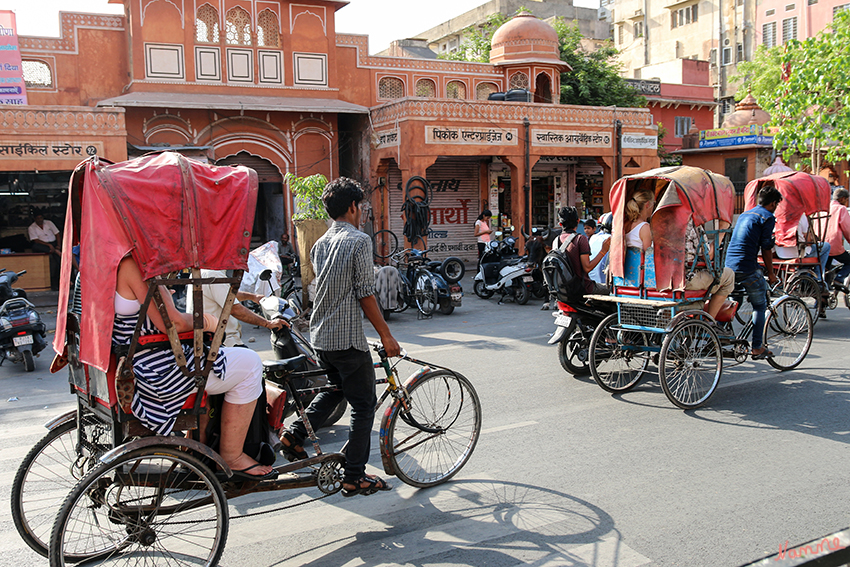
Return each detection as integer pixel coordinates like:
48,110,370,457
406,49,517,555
381,370,481,488
414,272,438,315
658,320,722,410
49,447,228,566
786,272,822,327
558,324,590,376
764,296,813,371
372,229,399,261
589,313,651,393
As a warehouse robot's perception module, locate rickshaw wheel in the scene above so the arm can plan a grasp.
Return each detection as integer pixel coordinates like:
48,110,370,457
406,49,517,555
826,290,838,310
764,296,813,371
317,455,345,494
786,272,822,327
659,320,722,410
49,447,228,567
589,313,650,393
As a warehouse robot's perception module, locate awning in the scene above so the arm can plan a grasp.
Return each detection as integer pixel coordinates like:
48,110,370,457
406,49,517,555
97,92,369,114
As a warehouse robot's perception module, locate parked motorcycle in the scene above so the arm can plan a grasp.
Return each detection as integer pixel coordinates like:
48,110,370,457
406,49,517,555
259,293,347,429
0,270,48,372
521,226,550,299
473,230,535,304
383,248,464,317
547,297,614,375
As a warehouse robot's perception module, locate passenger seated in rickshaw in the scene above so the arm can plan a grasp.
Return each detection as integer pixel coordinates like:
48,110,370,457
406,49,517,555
115,255,277,481
557,206,610,297
623,189,654,251
773,209,830,282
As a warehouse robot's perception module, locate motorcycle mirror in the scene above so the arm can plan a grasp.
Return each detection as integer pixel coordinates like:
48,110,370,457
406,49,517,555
259,269,273,281
287,298,302,317
520,225,529,238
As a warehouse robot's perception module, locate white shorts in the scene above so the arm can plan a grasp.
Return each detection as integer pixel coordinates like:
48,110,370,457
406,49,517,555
204,346,263,404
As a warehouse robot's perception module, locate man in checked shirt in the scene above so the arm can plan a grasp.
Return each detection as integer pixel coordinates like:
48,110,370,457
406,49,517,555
280,177,401,497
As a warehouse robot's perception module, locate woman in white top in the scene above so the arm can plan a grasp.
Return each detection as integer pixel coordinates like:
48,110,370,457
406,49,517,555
474,210,494,262
624,189,655,250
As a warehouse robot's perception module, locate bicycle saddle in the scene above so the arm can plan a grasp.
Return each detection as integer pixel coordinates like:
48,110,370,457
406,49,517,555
263,355,307,373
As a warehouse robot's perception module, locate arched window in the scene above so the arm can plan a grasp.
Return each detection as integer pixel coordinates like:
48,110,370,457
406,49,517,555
22,60,52,88
378,77,404,99
257,9,279,47
225,6,251,46
476,82,498,100
415,78,436,97
195,4,220,43
535,72,552,103
446,80,467,99
509,72,529,90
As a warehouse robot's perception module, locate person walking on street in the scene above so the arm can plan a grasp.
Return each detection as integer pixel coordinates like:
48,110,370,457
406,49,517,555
725,185,782,359
280,177,401,497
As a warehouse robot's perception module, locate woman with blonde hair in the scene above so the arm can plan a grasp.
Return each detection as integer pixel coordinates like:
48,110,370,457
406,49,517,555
624,189,655,250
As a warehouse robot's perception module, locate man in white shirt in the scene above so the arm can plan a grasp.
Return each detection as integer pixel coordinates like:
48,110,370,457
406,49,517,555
28,212,62,290
187,269,285,347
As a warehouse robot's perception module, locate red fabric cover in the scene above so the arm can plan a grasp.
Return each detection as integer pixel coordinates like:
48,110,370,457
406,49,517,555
54,152,258,372
610,166,735,292
744,171,831,247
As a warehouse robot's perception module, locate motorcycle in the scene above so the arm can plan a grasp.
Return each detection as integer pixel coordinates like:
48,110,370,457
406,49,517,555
382,248,463,317
520,226,551,300
0,270,48,372
473,230,535,304
547,296,614,376
259,287,347,430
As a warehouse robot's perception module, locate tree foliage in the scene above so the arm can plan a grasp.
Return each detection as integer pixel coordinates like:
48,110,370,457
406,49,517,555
734,10,850,171
439,12,645,108
285,172,329,220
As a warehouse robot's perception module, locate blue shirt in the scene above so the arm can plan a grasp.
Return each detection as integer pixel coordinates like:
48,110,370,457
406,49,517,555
725,205,776,275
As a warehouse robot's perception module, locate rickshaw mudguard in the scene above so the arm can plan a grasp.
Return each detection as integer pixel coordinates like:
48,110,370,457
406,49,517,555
44,409,78,431
744,172,832,247
98,434,232,477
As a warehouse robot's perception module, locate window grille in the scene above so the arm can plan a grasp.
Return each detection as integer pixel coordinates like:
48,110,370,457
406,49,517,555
196,4,220,43
785,3,796,10
737,42,744,62
379,77,404,99
446,80,466,99
635,21,644,38
782,17,797,42
674,116,693,137
509,72,528,90
257,9,279,47
476,82,498,100
766,8,776,15
22,60,52,88
618,24,624,43
763,22,777,47
834,3,850,16
722,46,732,65
415,79,436,97
226,6,251,46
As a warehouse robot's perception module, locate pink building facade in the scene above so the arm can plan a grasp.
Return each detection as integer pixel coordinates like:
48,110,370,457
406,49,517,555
756,0,849,47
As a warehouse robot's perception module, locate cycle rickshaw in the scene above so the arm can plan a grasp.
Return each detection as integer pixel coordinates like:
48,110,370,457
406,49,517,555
585,166,813,409
11,152,481,566
744,171,832,324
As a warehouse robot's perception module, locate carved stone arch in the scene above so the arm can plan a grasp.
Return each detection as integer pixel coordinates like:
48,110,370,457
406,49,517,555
292,116,332,130
534,71,552,103
194,115,290,153
292,126,333,180
141,0,184,41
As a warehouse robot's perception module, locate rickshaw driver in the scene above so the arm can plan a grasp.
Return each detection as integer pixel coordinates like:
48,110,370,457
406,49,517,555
725,185,782,360
280,177,401,498
825,188,850,286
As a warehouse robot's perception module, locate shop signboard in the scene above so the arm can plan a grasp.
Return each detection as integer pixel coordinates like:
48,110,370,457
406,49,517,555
0,11,27,106
532,129,612,148
0,140,104,159
374,128,399,149
425,126,517,145
622,133,658,150
698,125,774,148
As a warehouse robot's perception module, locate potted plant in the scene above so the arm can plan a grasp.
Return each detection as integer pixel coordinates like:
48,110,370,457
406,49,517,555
285,172,329,304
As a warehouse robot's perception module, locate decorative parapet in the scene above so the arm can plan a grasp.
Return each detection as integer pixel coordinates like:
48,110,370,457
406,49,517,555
336,34,503,77
370,98,653,128
0,106,126,136
19,12,124,53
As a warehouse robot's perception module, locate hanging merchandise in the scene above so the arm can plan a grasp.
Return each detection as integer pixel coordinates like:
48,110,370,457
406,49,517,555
401,176,432,248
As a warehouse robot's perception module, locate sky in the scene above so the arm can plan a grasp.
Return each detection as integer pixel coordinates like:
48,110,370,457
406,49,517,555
5,0,598,54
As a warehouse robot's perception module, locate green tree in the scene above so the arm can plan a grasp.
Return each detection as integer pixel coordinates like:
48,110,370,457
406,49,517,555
441,12,644,108
284,172,329,220
552,19,645,107
734,10,850,172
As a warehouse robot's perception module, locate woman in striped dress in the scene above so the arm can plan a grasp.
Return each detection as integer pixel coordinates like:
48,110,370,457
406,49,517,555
115,256,276,480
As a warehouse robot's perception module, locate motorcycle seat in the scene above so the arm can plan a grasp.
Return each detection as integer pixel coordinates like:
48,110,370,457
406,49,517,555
426,261,442,271
263,355,307,374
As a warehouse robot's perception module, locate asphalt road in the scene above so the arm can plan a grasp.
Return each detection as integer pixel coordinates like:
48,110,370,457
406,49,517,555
1,279,848,567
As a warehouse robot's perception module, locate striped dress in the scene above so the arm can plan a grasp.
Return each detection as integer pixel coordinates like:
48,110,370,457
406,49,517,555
112,309,226,436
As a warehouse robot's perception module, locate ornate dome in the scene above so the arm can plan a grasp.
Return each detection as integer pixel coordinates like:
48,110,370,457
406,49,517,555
722,93,771,127
490,14,564,66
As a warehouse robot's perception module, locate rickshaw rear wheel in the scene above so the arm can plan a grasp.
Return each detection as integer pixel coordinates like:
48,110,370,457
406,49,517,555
49,447,228,567
589,313,650,393
786,272,822,327
764,296,813,371
659,319,722,410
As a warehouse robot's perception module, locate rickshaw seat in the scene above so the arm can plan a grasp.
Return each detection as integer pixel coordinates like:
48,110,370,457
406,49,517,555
613,247,656,288
771,257,819,265
263,355,307,374
616,287,708,301
714,299,738,323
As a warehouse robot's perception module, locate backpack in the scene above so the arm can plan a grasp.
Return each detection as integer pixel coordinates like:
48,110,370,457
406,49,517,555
542,233,583,302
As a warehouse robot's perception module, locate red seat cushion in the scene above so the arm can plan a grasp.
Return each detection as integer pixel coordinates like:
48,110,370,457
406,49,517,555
714,299,738,323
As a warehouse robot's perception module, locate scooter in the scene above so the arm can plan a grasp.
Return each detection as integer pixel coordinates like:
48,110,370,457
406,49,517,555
259,288,347,431
521,226,551,300
547,296,614,376
0,270,48,372
473,231,534,304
